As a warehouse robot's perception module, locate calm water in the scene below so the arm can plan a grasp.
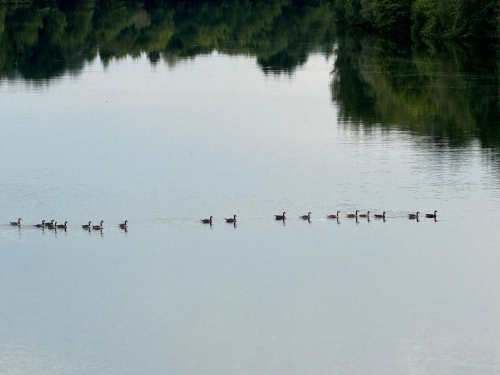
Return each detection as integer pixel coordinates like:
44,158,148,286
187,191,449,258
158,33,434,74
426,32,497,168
1,2,500,374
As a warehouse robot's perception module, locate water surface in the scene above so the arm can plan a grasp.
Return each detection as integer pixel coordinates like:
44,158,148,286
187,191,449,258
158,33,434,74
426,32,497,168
1,2,500,374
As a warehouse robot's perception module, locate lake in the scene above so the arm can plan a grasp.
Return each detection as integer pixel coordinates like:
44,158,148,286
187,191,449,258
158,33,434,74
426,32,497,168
1,2,500,374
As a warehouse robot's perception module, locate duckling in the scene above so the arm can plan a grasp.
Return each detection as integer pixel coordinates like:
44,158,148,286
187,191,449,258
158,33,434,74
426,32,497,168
300,212,312,220
408,212,420,219
34,220,46,228
10,218,21,226
225,215,237,223
346,210,359,218
82,221,92,229
359,211,370,218
374,211,386,219
275,212,286,220
201,216,213,224
44,220,54,227
327,211,340,219
119,220,128,229
56,221,68,229
92,221,104,230
425,210,438,218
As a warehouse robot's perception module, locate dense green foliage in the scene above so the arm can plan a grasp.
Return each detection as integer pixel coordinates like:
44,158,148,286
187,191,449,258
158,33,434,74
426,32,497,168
334,0,499,39
332,30,500,150
0,0,336,79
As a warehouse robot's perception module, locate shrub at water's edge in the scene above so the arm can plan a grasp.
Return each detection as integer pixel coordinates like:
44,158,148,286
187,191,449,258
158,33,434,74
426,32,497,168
333,0,499,40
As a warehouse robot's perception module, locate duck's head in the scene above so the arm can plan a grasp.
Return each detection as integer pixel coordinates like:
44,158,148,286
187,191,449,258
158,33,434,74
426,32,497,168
337,211,340,215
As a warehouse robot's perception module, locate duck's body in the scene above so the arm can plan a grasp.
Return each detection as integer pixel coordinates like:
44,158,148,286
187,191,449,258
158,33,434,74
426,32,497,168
56,221,68,229
201,216,213,224
225,215,237,223
119,220,128,229
275,212,286,220
374,212,386,219
347,210,359,218
44,220,54,227
359,211,370,218
92,221,104,230
82,221,92,229
408,212,420,219
300,212,312,220
426,210,438,218
10,218,21,226
34,220,46,228
327,211,341,219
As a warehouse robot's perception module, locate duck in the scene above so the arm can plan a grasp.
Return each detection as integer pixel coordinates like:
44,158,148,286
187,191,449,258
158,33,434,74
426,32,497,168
201,216,213,224
82,221,92,229
300,212,311,220
47,221,56,229
346,210,359,218
92,221,104,230
56,221,68,229
374,211,386,219
408,212,420,219
10,218,22,226
44,220,54,227
34,220,46,228
275,212,286,220
225,215,237,223
119,220,128,229
327,211,341,219
426,210,438,218
359,211,370,218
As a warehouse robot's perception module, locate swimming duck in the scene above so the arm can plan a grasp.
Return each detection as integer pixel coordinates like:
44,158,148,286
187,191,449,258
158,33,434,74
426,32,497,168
119,220,128,229
327,211,341,219
92,221,104,230
82,221,92,229
275,212,286,220
426,210,438,218
300,212,312,220
408,212,420,219
44,220,54,227
34,220,46,228
225,215,237,223
47,221,56,229
359,211,370,218
56,221,68,229
346,210,359,218
374,212,386,219
201,216,213,224
10,218,21,226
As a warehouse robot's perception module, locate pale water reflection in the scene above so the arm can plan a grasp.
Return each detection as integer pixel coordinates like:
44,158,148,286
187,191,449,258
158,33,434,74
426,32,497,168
1,5,500,373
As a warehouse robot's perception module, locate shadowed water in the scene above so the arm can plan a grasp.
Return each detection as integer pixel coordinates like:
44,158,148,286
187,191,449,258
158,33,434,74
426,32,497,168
1,2,500,374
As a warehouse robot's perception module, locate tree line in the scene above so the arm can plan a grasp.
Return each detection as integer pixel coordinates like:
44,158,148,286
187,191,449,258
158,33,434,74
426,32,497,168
0,0,336,80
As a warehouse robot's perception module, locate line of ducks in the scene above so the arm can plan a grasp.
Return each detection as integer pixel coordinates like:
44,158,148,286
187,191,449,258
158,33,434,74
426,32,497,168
200,210,438,224
9,219,129,230
9,211,439,228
